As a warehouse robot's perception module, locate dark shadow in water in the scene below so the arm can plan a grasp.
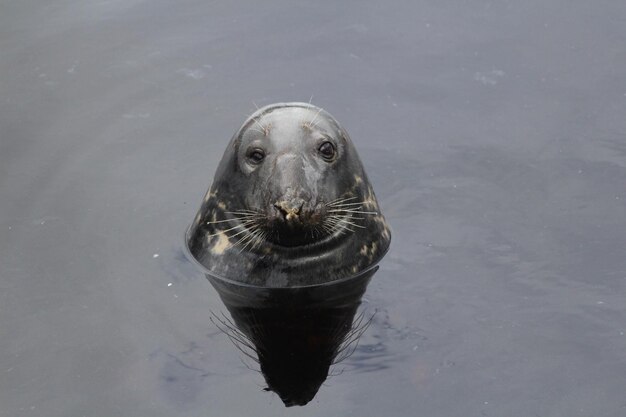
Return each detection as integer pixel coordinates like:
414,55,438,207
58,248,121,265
206,267,378,407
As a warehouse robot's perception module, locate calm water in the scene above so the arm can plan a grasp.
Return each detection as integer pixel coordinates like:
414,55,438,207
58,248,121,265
2,1,626,416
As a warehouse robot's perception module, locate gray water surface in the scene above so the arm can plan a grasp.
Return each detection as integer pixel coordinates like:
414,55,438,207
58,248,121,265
2,1,626,416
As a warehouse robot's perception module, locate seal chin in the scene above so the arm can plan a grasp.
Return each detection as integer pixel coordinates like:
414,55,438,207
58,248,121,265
264,228,343,252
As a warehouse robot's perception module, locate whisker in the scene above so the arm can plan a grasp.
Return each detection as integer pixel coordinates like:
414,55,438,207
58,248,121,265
325,218,357,233
238,238,254,253
320,223,334,234
222,214,263,221
205,215,260,224
233,232,255,250
330,215,365,220
232,225,256,244
210,317,256,352
328,209,378,215
239,228,264,253
225,210,262,215
326,197,362,205
327,213,363,225
333,224,354,235
309,107,324,127
248,229,264,250
206,220,256,236
331,218,366,229
251,117,269,136
234,225,265,252
326,196,358,206
328,202,367,208
253,230,268,250
206,218,239,224
225,226,256,239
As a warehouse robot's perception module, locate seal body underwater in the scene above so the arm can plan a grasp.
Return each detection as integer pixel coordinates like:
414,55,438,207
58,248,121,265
186,102,391,286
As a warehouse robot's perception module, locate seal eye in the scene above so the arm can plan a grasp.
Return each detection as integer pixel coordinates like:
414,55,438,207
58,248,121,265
247,148,265,164
318,141,336,161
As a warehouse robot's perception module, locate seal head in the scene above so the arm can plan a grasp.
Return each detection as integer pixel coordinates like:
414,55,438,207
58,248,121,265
186,102,391,286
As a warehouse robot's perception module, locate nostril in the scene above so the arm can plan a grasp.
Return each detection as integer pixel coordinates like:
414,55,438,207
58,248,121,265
274,201,303,221
274,203,288,218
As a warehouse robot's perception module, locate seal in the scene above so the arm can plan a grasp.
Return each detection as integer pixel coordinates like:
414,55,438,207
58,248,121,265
186,102,391,286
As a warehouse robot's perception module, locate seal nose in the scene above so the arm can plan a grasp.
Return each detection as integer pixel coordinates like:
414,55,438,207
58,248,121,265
274,199,304,221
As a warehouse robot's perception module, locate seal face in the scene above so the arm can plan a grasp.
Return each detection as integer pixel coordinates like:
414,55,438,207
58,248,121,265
186,102,391,286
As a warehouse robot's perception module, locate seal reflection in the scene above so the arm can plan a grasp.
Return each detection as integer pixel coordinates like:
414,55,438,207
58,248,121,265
207,267,377,407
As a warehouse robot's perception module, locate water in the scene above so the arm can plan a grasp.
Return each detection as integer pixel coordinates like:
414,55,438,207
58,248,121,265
1,1,626,416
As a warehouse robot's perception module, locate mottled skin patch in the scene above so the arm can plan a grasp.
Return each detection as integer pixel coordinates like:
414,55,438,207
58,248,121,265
186,102,391,286
381,225,391,241
203,190,217,203
359,241,379,263
210,232,231,255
